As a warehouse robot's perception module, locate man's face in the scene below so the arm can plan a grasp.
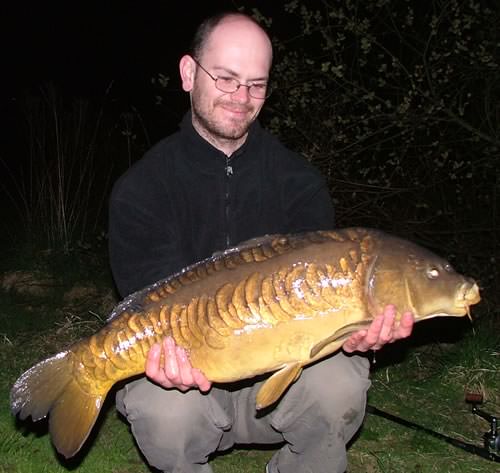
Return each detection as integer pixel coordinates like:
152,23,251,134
184,18,272,144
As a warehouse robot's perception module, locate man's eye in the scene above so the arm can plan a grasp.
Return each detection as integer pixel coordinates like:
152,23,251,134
219,77,237,86
251,83,267,90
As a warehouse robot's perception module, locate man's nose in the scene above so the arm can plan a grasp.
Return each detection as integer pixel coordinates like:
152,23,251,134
230,85,251,103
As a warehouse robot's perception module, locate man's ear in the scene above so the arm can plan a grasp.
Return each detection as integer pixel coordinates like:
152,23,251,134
179,55,196,92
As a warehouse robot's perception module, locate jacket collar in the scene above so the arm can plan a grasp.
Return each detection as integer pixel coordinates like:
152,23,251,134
178,110,262,172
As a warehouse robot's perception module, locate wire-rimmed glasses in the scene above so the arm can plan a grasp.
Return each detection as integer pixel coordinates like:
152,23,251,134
192,57,271,99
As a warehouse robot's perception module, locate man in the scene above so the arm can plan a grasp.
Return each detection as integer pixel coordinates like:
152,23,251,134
108,12,414,473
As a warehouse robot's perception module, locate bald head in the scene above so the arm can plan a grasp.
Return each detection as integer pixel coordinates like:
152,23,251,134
190,13,273,67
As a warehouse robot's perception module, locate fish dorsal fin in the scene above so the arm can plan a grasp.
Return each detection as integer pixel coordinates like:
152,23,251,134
255,362,303,409
221,233,282,253
309,320,373,359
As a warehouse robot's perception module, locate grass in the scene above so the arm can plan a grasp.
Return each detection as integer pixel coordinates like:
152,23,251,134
0,242,499,473
357,323,500,472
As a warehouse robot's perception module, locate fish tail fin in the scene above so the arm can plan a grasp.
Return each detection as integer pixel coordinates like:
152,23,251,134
49,378,104,458
10,351,105,458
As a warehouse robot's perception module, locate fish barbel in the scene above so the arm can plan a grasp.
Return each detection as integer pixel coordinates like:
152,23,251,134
10,228,480,458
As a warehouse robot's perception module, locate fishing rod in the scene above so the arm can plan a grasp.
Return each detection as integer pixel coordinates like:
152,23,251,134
367,392,499,463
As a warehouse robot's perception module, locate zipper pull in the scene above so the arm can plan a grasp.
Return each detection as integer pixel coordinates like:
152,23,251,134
225,156,233,177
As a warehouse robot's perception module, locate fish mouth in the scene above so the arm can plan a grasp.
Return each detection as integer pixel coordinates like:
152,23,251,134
454,281,481,321
415,281,481,323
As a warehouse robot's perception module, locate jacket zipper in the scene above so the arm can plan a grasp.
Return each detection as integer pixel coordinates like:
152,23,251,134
224,156,233,248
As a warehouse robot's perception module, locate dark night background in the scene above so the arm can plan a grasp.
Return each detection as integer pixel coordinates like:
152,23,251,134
1,0,498,307
0,0,283,240
0,1,279,140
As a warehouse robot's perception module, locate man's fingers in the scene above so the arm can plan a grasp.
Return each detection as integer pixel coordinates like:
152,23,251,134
343,315,385,353
162,338,201,391
163,337,180,381
377,307,396,346
361,314,385,349
343,330,367,353
146,337,211,392
342,307,415,354
145,343,162,378
395,311,414,339
192,368,212,392
382,304,397,318
145,342,176,388
175,345,195,387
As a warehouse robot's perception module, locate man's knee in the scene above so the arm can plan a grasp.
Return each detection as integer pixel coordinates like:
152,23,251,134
118,379,205,441
271,352,370,432
116,378,232,466
303,352,370,406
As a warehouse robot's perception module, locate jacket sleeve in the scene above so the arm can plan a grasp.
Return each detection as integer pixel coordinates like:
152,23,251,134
108,173,185,299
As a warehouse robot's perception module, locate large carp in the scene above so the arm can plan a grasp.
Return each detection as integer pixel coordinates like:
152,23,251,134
11,228,480,458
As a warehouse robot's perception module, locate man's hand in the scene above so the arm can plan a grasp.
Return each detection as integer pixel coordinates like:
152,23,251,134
343,304,414,353
146,336,211,392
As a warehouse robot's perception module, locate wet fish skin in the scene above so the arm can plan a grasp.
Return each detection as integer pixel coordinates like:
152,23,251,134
10,228,481,458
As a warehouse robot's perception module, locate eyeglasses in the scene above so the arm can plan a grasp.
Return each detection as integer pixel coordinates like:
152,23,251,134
192,57,271,100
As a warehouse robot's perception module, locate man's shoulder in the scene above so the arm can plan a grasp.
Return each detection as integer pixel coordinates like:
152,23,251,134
257,127,322,175
119,131,184,176
110,132,182,199
142,131,184,164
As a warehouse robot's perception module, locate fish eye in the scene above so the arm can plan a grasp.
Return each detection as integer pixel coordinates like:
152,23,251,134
427,267,440,279
444,263,454,272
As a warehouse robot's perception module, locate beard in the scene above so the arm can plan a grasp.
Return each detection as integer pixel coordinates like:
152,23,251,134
191,89,257,141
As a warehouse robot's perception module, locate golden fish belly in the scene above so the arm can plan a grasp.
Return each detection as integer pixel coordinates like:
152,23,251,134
72,269,368,390
189,304,368,382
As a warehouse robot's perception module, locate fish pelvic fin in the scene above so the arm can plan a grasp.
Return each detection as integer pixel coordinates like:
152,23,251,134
10,350,105,458
309,320,373,359
256,362,303,409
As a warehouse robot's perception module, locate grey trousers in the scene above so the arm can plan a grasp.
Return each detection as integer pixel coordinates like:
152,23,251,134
116,352,370,473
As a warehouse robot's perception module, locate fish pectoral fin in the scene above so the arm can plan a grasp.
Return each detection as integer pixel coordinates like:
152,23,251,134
255,362,303,410
310,320,373,358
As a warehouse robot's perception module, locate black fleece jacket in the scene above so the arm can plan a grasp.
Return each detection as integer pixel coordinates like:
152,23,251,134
108,111,335,298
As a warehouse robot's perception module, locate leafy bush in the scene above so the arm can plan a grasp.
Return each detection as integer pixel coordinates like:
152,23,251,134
260,0,499,302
